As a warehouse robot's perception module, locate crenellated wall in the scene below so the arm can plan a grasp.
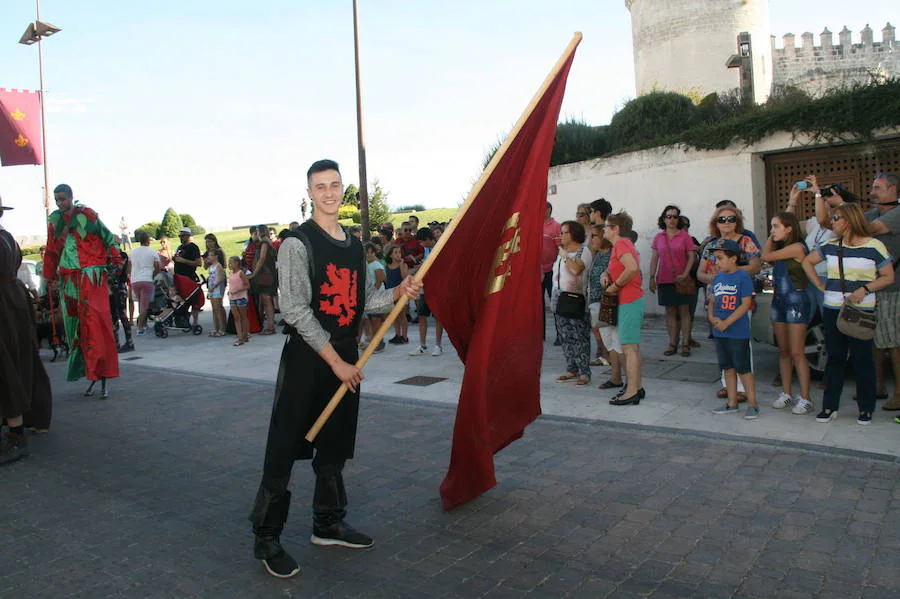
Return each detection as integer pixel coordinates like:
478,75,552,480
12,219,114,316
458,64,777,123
772,23,899,96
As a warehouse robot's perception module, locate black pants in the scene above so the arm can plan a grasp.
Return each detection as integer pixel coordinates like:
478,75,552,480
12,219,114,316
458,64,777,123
542,271,556,341
110,289,131,344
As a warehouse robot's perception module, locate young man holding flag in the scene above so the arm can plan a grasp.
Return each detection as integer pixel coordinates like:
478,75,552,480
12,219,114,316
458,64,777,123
248,159,421,579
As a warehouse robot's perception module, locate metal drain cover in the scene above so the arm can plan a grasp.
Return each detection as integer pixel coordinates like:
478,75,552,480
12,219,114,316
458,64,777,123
394,376,447,387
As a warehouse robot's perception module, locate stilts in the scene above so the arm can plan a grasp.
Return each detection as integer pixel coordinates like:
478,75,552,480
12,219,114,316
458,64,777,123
84,377,109,399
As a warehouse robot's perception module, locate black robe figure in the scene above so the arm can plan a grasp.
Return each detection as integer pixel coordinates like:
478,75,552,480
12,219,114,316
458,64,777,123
249,212,402,578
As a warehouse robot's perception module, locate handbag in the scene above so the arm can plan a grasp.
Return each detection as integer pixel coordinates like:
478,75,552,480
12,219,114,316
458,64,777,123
598,292,619,326
836,240,877,341
663,232,696,295
554,248,586,318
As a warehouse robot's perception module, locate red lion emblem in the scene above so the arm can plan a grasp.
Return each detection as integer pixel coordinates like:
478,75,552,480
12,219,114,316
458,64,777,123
319,264,357,327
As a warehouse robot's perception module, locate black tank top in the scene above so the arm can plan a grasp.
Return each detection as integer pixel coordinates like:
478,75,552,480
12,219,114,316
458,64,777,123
299,221,366,342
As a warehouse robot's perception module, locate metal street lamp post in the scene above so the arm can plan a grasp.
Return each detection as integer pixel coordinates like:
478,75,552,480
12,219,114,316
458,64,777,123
19,0,61,218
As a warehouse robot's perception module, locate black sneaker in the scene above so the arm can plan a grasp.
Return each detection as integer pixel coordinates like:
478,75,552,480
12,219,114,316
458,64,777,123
0,432,29,465
388,335,403,345
118,341,135,353
816,409,837,423
857,412,873,426
311,521,374,549
262,550,300,579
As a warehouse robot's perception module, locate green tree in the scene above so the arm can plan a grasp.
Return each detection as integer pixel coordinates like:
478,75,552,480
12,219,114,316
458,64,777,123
366,180,391,231
342,184,359,207
180,213,197,228
159,208,184,239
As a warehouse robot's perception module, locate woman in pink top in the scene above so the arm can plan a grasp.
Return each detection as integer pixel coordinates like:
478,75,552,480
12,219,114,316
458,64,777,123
649,205,697,357
228,256,251,346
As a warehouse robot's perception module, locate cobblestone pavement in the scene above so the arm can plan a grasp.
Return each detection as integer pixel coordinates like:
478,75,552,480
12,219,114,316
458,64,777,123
3,363,900,598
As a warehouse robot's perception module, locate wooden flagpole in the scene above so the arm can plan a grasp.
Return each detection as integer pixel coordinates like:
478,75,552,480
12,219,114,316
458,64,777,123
305,32,583,442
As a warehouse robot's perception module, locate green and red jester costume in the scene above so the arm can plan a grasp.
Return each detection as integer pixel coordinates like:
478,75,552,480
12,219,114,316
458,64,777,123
43,204,121,382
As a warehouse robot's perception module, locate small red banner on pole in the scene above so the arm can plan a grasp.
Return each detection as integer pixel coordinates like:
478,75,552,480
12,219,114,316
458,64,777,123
0,88,43,167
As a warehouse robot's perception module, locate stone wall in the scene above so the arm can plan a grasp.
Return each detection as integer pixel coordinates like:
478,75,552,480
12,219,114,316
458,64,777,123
626,0,773,104
772,23,898,96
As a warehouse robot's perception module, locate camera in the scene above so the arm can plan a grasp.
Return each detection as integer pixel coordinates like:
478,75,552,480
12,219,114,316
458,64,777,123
795,181,809,190
820,184,838,197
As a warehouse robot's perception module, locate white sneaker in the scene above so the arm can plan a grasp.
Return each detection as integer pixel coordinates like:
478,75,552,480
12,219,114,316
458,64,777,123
431,345,443,356
409,345,427,356
773,392,793,409
792,397,814,415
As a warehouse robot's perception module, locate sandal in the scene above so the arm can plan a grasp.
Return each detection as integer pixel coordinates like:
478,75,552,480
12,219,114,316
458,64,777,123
664,345,677,356
576,377,591,386
599,380,624,389
233,340,244,347
259,329,276,335
590,356,610,366
681,346,691,357
556,373,579,382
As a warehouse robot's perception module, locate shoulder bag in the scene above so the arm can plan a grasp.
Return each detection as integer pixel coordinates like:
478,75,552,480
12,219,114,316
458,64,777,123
836,240,877,341
664,232,696,296
555,249,586,318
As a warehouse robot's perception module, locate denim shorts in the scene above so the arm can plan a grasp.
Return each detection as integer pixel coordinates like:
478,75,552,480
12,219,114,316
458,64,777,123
230,298,248,307
770,291,810,325
715,337,752,374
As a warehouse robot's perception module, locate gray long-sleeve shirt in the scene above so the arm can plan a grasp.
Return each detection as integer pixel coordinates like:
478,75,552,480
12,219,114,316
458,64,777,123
277,236,396,352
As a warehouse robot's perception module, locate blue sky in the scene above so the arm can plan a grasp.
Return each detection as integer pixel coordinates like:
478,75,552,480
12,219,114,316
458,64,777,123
1,1,896,238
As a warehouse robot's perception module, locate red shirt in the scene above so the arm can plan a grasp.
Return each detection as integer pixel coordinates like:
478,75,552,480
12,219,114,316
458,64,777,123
609,238,642,305
402,238,424,266
541,218,562,273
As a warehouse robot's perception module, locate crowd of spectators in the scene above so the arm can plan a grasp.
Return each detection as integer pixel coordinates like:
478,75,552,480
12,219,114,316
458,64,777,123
546,171,899,425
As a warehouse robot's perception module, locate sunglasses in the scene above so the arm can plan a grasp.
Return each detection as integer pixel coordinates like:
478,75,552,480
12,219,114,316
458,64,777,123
575,212,587,217
831,214,844,222
664,214,679,219
716,216,738,224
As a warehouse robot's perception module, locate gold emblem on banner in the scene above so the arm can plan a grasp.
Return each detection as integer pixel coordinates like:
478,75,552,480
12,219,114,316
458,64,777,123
10,109,26,121
14,134,29,147
485,212,521,296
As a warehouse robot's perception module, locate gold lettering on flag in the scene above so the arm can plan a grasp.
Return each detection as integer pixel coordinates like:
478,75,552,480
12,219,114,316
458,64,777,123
14,134,29,147
485,212,521,296
10,108,26,121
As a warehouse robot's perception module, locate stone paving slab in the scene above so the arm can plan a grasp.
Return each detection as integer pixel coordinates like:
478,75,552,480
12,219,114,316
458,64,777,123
3,364,900,598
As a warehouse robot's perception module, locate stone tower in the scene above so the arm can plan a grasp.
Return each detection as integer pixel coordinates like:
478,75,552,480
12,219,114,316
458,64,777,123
626,0,773,104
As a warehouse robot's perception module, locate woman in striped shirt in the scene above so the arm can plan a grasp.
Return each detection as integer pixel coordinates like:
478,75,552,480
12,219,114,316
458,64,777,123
802,202,895,425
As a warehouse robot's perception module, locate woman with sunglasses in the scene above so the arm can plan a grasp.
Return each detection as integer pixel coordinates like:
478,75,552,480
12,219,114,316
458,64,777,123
649,205,697,357
801,202,894,425
698,206,762,402
553,221,593,385
575,204,592,248
601,212,644,404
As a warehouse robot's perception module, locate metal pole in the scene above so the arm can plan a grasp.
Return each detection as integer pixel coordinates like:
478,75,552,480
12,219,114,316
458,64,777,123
35,0,50,218
353,0,370,240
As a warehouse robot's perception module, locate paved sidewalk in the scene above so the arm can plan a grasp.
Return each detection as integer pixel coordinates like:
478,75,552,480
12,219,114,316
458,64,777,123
115,308,900,459
4,364,900,598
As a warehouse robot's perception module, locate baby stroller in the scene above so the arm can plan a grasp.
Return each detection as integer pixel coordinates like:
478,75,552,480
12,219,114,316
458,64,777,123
151,273,205,338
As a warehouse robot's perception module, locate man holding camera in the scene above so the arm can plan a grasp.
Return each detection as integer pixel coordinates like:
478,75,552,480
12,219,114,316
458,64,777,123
866,173,900,411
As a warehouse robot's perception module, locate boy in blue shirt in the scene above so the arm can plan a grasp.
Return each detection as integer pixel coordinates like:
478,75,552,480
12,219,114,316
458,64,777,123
707,238,760,419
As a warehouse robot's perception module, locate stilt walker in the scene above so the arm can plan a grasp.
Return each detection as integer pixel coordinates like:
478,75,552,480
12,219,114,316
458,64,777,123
42,184,120,398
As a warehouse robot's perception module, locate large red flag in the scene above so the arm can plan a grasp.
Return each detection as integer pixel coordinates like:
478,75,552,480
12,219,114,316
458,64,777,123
0,88,44,167
425,34,581,510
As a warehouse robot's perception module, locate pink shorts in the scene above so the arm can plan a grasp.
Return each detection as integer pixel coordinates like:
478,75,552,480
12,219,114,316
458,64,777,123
132,281,155,310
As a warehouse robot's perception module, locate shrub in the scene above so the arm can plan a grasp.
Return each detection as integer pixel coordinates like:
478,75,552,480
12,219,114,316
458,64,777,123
134,221,161,240
551,120,610,166
609,91,699,149
394,204,426,212
338,205,360,220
